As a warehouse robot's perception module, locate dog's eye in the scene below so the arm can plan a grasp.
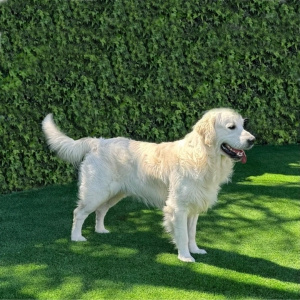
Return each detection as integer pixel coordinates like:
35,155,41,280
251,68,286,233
228,125,236,130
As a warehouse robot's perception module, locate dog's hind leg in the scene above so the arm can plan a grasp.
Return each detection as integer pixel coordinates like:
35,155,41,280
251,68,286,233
71,187,114,241
71,201,100,241
95,193,125,233
188,214,207,254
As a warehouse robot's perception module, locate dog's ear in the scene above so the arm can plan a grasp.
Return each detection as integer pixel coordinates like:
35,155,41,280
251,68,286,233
194,113,216,146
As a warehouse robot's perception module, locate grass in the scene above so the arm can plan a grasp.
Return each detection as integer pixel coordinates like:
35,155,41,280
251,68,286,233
0,145,299,299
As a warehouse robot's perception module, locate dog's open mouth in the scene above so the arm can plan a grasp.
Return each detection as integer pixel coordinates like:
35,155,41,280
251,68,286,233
221,143,247,164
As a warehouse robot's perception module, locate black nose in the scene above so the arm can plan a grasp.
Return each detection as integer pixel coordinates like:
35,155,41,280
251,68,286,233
247,137,256,146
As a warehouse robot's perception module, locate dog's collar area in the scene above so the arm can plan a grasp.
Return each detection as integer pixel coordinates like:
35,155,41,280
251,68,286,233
221,143,247,164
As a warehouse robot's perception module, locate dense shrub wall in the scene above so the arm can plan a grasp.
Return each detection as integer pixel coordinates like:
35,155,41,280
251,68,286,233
0,0,299,193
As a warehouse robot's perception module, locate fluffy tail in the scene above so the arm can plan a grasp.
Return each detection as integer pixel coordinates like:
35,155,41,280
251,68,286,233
42,114,97,165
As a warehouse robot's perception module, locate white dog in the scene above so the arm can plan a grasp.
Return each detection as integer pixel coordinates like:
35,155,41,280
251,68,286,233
42,108,255,262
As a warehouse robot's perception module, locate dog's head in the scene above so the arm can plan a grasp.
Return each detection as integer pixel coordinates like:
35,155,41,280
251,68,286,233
194,108,255,163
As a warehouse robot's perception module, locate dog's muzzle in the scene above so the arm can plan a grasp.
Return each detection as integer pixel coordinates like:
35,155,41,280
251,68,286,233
221,143,247,164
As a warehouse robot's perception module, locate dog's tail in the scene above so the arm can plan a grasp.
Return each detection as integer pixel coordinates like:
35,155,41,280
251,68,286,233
42,114,98,165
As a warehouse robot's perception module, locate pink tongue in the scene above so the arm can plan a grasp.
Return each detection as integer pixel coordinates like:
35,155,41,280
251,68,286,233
233,148,247,164
240,151,247,164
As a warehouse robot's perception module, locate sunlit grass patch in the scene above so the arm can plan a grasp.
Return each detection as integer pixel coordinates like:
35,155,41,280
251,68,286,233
240,173,299,186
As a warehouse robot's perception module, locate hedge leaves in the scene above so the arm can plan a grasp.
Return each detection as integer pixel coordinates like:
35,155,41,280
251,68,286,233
0,0,299,192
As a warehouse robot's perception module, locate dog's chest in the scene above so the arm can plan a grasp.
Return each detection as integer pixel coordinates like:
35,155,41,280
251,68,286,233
209,157,234,185
188,159,233,212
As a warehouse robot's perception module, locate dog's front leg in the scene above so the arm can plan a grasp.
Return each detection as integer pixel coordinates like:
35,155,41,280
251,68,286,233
188,214,207,254
174,210,195,262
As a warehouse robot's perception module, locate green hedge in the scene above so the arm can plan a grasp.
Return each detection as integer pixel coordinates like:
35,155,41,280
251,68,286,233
0,0,299,193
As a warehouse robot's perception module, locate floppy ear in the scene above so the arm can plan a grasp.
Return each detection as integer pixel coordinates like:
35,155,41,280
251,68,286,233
194,114,216,146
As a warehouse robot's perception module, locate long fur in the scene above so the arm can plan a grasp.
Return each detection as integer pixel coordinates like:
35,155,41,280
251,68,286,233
42,114,98,165
42,108,255,262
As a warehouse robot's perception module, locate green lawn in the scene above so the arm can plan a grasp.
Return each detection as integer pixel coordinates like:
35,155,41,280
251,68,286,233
1,145,299,299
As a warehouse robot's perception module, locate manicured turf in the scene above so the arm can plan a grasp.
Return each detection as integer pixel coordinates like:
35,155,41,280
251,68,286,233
0,145,299,299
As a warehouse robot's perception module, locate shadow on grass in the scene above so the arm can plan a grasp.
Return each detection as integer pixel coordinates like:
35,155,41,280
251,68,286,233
1,236,299,299
1,183,299,299
202,247,299,284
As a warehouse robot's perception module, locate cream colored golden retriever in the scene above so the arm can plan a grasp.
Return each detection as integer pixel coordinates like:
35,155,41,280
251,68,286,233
42,108,255,262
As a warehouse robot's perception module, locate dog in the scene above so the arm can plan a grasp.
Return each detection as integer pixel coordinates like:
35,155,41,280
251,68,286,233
42,108,255,262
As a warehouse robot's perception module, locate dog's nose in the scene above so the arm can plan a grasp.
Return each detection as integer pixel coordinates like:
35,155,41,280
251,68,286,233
247,137,256,146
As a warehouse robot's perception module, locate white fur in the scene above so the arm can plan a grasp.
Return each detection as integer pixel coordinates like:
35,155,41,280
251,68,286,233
42,108,255,262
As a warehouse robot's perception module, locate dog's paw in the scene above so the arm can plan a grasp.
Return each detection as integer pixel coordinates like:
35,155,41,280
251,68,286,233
95,229,110,234
178,254,195,263
189,243,207,254
190,247,207,255
71,235,87,242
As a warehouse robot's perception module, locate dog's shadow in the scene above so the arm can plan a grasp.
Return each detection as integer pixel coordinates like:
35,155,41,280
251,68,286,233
81,210,298,299
199,247,299,284
84,198,299,285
